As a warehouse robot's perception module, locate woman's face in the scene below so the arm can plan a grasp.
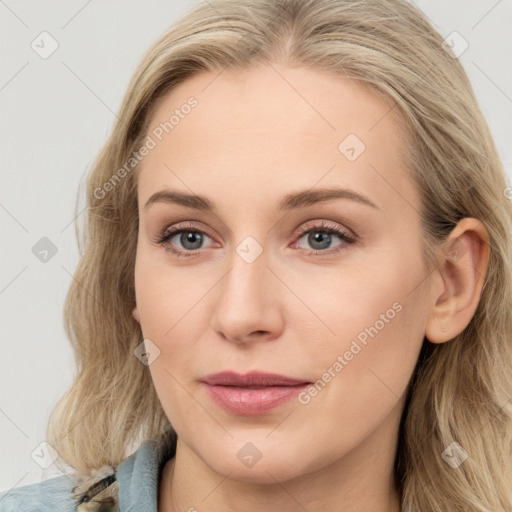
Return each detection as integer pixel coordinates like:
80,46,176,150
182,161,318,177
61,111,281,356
133,63,431,483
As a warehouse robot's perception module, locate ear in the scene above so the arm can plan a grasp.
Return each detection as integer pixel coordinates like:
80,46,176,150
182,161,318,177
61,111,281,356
425,217,490,344
132,305,140,323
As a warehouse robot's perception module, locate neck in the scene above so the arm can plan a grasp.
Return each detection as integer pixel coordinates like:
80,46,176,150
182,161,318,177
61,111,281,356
160,461,401,512
158,402,403,512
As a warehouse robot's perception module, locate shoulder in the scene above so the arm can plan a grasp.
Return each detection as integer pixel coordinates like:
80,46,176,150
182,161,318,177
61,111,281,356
0,474,79,512
0,429,176,512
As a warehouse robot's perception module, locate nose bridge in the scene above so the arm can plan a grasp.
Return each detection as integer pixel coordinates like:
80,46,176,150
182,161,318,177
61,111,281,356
223,235,270,310
211,234,282,342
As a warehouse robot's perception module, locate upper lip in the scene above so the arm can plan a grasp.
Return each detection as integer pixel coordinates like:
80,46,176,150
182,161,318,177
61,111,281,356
201,370,310,387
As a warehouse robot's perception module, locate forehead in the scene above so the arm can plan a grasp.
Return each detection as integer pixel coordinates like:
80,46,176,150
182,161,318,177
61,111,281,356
136,63,417,217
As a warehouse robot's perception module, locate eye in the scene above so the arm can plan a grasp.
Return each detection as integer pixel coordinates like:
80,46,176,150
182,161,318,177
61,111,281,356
153,219,357,258
293,220,357,256
152,221,215,258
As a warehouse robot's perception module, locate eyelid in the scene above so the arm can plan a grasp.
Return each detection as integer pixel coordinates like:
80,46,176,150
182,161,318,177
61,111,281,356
293,219,358,241
160,220,216,240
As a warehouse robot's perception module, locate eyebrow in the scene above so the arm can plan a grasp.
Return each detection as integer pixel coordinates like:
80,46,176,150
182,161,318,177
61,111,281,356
143,186,380,212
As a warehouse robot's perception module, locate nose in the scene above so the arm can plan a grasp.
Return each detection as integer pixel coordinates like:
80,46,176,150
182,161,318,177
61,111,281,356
210,246,284,345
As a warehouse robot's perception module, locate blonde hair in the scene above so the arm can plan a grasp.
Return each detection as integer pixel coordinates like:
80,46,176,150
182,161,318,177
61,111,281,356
47,0,512,510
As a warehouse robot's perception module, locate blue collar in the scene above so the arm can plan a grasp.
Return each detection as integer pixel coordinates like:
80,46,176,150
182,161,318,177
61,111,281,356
74,429,177,511
115,429,177,511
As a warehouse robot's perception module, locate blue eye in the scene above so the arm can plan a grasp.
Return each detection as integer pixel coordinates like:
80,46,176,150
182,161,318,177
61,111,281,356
170,231,208,251
293,220,357,255
154,220,357,258
155,224,214,258
296,228,353,251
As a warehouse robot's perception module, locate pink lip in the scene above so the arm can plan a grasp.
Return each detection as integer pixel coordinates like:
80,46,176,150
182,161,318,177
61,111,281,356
200,371,310,415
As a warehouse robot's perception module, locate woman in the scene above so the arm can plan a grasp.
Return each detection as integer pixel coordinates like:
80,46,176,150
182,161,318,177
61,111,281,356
1,0,511,510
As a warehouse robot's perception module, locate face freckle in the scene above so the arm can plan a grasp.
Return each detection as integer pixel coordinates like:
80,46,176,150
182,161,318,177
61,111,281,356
132,62,431,488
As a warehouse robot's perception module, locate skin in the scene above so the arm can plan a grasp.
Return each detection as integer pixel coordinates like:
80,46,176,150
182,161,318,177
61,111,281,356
131,63,490,512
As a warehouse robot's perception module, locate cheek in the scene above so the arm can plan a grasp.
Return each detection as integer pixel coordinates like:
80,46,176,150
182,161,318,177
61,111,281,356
134,251,210,427
292,252,428,424
133,249,216,404
134,246,208,334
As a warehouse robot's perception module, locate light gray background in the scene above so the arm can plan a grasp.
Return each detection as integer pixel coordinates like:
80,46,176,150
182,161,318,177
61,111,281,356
1,0,511,492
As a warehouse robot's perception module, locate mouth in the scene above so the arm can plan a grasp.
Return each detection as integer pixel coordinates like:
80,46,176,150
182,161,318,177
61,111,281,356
200,370,311,415
200,370,310,387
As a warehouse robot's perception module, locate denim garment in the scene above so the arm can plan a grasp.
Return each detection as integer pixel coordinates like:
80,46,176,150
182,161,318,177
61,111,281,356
0,429,177,512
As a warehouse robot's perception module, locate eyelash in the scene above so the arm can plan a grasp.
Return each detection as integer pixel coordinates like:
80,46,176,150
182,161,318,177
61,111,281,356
153,220,357,258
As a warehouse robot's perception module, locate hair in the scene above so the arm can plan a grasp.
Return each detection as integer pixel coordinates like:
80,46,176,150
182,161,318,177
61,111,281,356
46,0,512,510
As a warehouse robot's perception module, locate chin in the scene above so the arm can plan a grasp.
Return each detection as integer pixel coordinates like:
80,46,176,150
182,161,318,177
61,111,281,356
213,460,303,485
200,441,312,484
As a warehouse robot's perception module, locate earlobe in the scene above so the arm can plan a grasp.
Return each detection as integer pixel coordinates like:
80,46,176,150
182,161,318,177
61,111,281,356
424,218,490,344
132,306,140,323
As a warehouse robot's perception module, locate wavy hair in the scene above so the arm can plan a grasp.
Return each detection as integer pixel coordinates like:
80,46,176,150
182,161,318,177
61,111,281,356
46,0,512,510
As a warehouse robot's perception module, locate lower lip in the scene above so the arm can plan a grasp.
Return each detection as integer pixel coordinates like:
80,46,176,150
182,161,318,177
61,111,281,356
201,383,309,415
